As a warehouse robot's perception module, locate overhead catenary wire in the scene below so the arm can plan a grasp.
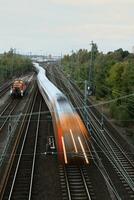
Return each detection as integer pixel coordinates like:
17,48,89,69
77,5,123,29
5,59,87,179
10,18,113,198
0,92,134,119
49,64,134,191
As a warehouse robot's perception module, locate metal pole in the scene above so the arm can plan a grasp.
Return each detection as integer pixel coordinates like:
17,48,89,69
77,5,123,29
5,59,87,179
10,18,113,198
84,80,92,133
88,41,95,95
101,105,104,131
84,80,88,124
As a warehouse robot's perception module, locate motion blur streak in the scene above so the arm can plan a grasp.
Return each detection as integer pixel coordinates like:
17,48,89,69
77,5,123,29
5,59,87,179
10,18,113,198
61,136,68,164
34,62,91,165
78,136,89,164
58,127,64,161
70,129,78,153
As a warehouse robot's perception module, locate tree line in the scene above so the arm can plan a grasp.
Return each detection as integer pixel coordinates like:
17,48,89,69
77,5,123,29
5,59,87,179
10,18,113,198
61,48,134,129
0,48,32,83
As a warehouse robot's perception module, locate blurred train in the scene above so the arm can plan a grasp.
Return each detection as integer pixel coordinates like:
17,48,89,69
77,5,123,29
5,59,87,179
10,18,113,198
10,80,27,97
34,63,91,165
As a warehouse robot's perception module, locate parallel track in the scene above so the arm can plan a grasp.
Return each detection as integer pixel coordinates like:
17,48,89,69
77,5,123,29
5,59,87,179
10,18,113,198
0,100,19,132
47,63,134,199
59,165,95,200
2,91,42,200
1,80,62,200
0,83,11,98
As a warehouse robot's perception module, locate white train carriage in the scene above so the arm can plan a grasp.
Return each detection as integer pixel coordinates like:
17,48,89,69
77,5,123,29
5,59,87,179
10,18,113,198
34,62,91,165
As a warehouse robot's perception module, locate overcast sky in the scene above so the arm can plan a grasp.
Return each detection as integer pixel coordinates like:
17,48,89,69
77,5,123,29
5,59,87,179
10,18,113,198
0,0,134,55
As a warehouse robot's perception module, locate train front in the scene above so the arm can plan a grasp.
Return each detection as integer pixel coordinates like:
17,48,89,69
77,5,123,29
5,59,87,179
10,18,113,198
10,80,26,97
55,95,91,165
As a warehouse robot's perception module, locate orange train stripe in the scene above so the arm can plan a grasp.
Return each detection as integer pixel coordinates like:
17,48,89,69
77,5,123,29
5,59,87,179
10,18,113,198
58,126,64,161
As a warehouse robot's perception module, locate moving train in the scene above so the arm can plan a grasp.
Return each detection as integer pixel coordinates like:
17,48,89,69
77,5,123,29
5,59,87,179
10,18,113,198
10,80,27,97
34,63,91,165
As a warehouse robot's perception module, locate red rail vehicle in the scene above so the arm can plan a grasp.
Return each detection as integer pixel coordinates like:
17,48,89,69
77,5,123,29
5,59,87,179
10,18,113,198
10,80,27,97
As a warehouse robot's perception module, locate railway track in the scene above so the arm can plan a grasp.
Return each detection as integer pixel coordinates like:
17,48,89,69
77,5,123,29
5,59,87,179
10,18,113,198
0,99,20,171
1,91,42,200
0,82,12,98
47,63,134,199
1,63,133,199
82,103,134,193
1,81,62,200
47,64,111,199
59,165,95,200
0,99,19,132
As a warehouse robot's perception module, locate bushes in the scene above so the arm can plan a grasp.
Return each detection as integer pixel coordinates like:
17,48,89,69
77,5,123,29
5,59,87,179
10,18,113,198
61,48,134,127
110,103,130,126
0,49,32,83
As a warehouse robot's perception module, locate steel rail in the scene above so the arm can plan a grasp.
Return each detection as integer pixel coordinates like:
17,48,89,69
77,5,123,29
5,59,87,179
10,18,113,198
63,166,92,200
87,115,134,192
74,91,134,189
0,83,11,98
56,66,134,191
28,100,42,200
51,68,93,198
67,91,122,198
85,110,134,190
68,92,123,198
0,114,22,168
0,100,13,117
8,91,38,200
80,168,92,200
0,83,37,200
64,166,72,200
104,127,134,168
91,142,122,200
49,65,124,199
0,101,18,132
